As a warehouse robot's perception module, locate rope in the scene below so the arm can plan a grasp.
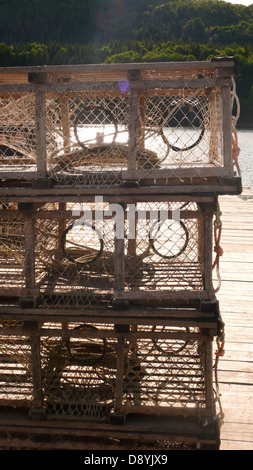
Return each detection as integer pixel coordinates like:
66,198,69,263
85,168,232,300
232,129,241,177
231,79,241,176
212,80,239,426
213,335,225,426
212,208,225,425
212,204,223,293
231,78,240,131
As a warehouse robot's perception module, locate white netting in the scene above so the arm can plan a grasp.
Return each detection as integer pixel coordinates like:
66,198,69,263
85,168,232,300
0,93,56,174
0,94,37,171
124,201,205,297
47,93,129,186
0,201,213,307
0,204,26,297
0,69,233,185
35,203,115,308
45,86,224,185
132,88,223,172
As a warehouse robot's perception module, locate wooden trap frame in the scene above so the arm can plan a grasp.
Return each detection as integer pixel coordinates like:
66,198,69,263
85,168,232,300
0,59,241,196
0,305,222,450
0,59,236,449
0,196,218,310
0,194,223,449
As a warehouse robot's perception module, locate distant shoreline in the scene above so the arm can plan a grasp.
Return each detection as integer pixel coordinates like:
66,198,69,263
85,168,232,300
237,123,253,130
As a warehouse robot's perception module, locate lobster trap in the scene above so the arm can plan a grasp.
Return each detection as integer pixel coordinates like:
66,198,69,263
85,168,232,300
0,197,217,309
0,316,221,449
0,60,241,194
0,60,233,450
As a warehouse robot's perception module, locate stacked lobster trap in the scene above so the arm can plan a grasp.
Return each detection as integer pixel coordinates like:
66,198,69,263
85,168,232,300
0,60,241,450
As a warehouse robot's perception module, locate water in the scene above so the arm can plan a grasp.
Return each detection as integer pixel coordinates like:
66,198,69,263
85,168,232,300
236,130,253,190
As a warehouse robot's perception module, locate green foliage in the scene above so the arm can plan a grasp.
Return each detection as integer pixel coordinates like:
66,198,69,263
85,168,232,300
0,0,253,125
0,0,252,46
182,18,208,43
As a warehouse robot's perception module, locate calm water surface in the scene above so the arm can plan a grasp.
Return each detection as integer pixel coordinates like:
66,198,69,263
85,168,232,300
236,130,253,190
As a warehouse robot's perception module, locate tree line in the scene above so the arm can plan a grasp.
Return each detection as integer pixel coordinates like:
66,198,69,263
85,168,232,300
0,1,252,126
1,0,252,45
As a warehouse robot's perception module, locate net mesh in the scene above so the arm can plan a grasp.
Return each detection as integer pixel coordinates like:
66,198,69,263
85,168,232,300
122,326,206,410
35,203,115,308
47,93,129,186
0,94,37,171
124,201,205,298
0,321,33,405
0,93,56,174
0,204,26,297
0,321,210,421
132,88,223,172
41,325,116,422
0,201,211,307
46,86,223,185
0,70,232,185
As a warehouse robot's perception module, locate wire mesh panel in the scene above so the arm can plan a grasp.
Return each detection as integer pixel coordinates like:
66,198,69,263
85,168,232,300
35,203,116,308
47,92,130,187
121,326,208,413
0,61,238,186
131,87,223,177
45,86,225,185
0,94,37,175
0,93,57,177
45,84,227,185
0,199,214,307
0,204,26,298
121,201,213,303
40,324,117,422
0,321,33,407
0,203,117,307
0,321,216,421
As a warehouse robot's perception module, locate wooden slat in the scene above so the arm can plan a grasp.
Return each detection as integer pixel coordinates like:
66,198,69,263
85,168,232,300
114,290,213,300
29,324,43,408
122,167,230,180
222,85,233,172
23,216,35,289
0,288,39,297
215,186,253,451
0,59,236,75
0,77,232,95
0,185,235,198
35,91,47,177
128,86,139,170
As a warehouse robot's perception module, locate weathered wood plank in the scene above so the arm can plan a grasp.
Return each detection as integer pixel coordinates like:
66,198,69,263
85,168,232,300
215,187,253,451
35,91,47,177
0,59,236,76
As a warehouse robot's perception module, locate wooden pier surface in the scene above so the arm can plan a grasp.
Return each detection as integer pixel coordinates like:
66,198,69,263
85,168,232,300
216,185,253,450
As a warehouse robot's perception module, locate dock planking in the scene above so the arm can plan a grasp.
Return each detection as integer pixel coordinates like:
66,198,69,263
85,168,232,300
215,186,253,450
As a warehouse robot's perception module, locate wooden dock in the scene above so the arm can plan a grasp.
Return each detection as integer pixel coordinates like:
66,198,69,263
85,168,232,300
216,185,253,450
